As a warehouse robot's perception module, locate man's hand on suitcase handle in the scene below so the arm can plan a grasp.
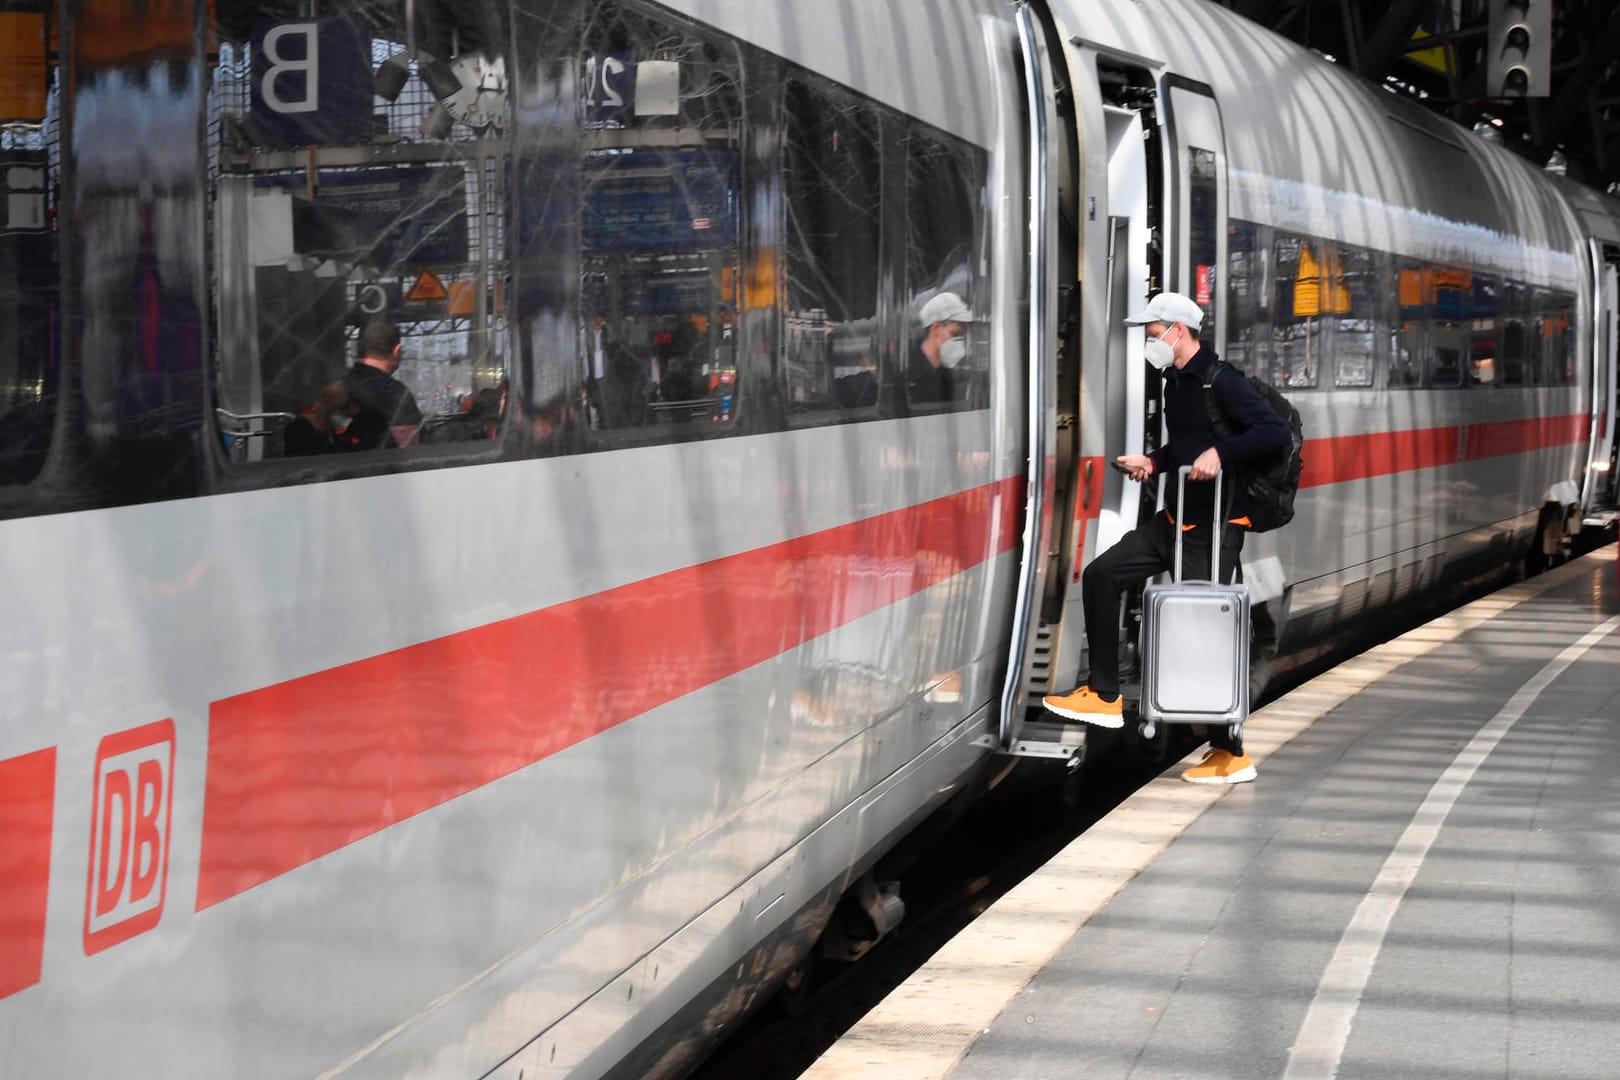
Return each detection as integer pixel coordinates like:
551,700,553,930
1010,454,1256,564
1189,447,1222,480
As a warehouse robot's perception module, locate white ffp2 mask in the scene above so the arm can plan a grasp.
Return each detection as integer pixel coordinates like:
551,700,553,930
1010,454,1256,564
1143,327,1178,371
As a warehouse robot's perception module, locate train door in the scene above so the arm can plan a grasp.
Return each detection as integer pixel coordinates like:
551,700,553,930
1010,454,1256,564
1009,53,1161,746
1584,249,1619,517
992,4,1061,756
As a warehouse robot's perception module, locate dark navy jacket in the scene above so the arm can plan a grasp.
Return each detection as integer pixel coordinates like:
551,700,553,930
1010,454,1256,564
1146,344,1291,528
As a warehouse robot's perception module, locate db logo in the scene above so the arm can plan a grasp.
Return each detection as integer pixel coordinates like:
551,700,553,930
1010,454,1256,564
83,720,175,955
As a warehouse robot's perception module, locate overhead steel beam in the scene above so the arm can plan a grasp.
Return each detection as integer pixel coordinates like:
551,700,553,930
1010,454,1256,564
1540,11,1620,153
1354,0,1432,78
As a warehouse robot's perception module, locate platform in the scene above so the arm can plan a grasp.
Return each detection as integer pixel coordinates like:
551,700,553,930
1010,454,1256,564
806,545,1620,1080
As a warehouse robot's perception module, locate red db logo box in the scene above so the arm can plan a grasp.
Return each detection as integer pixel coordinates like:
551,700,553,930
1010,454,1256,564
84,720,175,955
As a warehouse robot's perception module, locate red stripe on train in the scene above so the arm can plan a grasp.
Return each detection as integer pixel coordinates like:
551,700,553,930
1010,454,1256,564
1302,413,1587,488
1073,414,1587,520
0,747,56,1000
195,478,1025,911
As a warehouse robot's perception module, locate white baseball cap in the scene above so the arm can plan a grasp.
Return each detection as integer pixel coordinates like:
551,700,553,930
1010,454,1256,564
918,291,975,326
1124,291,1204,330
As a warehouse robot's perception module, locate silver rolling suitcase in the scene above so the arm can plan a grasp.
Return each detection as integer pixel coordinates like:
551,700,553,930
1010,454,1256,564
1138,466,1250,736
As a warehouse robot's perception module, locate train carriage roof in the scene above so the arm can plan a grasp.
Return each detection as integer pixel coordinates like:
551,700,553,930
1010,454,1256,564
658,0,1013,149
1062,0,1583,290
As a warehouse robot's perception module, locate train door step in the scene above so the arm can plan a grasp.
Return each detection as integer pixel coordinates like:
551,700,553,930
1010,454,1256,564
978,718,1088,761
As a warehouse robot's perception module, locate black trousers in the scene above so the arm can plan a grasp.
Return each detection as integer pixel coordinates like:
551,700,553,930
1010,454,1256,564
1082,512,1247,755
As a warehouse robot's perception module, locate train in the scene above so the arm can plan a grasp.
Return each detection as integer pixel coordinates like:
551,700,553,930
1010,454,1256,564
1,0,1616,1076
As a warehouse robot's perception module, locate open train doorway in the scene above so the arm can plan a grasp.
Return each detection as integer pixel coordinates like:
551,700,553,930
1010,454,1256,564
1583,249,1619,521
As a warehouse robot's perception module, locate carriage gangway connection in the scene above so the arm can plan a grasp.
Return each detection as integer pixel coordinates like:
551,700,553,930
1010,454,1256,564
804,545,1620,1080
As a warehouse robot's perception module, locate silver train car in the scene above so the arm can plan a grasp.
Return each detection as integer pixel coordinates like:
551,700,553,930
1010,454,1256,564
0,0,1615,1077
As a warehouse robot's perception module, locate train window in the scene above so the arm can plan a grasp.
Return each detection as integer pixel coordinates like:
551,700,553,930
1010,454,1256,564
208,0,513,467
1188,148,1219,352
1269,233,1321,389
1225,221,1268,373
1332,243,1378,388
1467,274,1498,385
1392,263,1426,388
0,126,55,488
903,125,986,411
1429,267,1468,388
781,78,882,421
577,5,744,440
1498,282,1530,386
1533,291,1575,385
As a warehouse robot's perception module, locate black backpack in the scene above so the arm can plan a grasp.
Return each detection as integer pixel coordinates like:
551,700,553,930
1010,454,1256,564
1200,361,1304,533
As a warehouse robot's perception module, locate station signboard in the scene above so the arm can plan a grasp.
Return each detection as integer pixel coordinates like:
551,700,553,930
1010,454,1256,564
248,16,374,150
257,165,469,268
583,151,738,255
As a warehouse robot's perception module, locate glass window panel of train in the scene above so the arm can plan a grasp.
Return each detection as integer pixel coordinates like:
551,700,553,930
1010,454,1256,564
209,0,514,465
1533,291,1575,385
1269,232,1321,389
1330,242,1378,388
1224,221,1268,373
576,5,744,440
1187,147,1218,352
781,78,882,421
903,123,987,411
1498,281,1530,386
1428,266,1469,388
1391,263,1427,388
0,47,56,492
1467,274,1499,385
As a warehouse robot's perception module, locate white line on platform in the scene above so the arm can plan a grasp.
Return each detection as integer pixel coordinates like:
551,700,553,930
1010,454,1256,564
805,548,1615,1080
1282,611,1620,1080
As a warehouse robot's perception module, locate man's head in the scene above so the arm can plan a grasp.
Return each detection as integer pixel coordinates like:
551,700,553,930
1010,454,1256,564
918,291,975,368
358,319,403,373
1123,292,1202,370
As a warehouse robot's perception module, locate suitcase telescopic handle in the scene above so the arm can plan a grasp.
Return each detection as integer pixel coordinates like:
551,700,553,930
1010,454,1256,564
1171,464,1223,583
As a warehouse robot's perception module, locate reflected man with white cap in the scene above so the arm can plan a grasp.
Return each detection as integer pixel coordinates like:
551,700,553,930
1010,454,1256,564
1042,291,1289,785
908,291,974,404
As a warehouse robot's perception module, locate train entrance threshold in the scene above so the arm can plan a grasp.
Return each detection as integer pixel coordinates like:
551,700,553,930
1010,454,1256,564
805,546,1620,1080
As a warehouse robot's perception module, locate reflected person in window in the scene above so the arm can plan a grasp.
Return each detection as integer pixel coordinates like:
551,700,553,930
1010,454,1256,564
345,319,423,450
907,291,973,404
283,380,361,456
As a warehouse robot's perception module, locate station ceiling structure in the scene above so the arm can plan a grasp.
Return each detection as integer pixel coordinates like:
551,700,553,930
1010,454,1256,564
1213,0,1620,192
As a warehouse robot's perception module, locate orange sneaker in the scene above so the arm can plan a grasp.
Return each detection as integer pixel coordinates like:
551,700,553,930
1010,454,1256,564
1181,748,1256,785
1041,686,1124,728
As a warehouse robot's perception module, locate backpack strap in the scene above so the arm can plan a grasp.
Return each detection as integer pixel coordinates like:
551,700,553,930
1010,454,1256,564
1201,360,1238,441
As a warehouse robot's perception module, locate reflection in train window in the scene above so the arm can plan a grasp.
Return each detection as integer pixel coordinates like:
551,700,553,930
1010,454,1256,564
578,4,743,439
208,0,512,465
1393,263,1428,387
0,124,55,487
782,78,882,421
1468,274,1498,385
904,125,986,410
1534,291,1575,385
1331,243,1378,388
1225,221,1268,373
1499,281,1529,385
1187,148,1219,352
1429,268,1468,388
1270,233,1322,389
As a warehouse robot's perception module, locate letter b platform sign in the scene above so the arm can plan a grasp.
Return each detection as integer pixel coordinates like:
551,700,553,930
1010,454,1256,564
84,720,175,955
248,17,374,150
